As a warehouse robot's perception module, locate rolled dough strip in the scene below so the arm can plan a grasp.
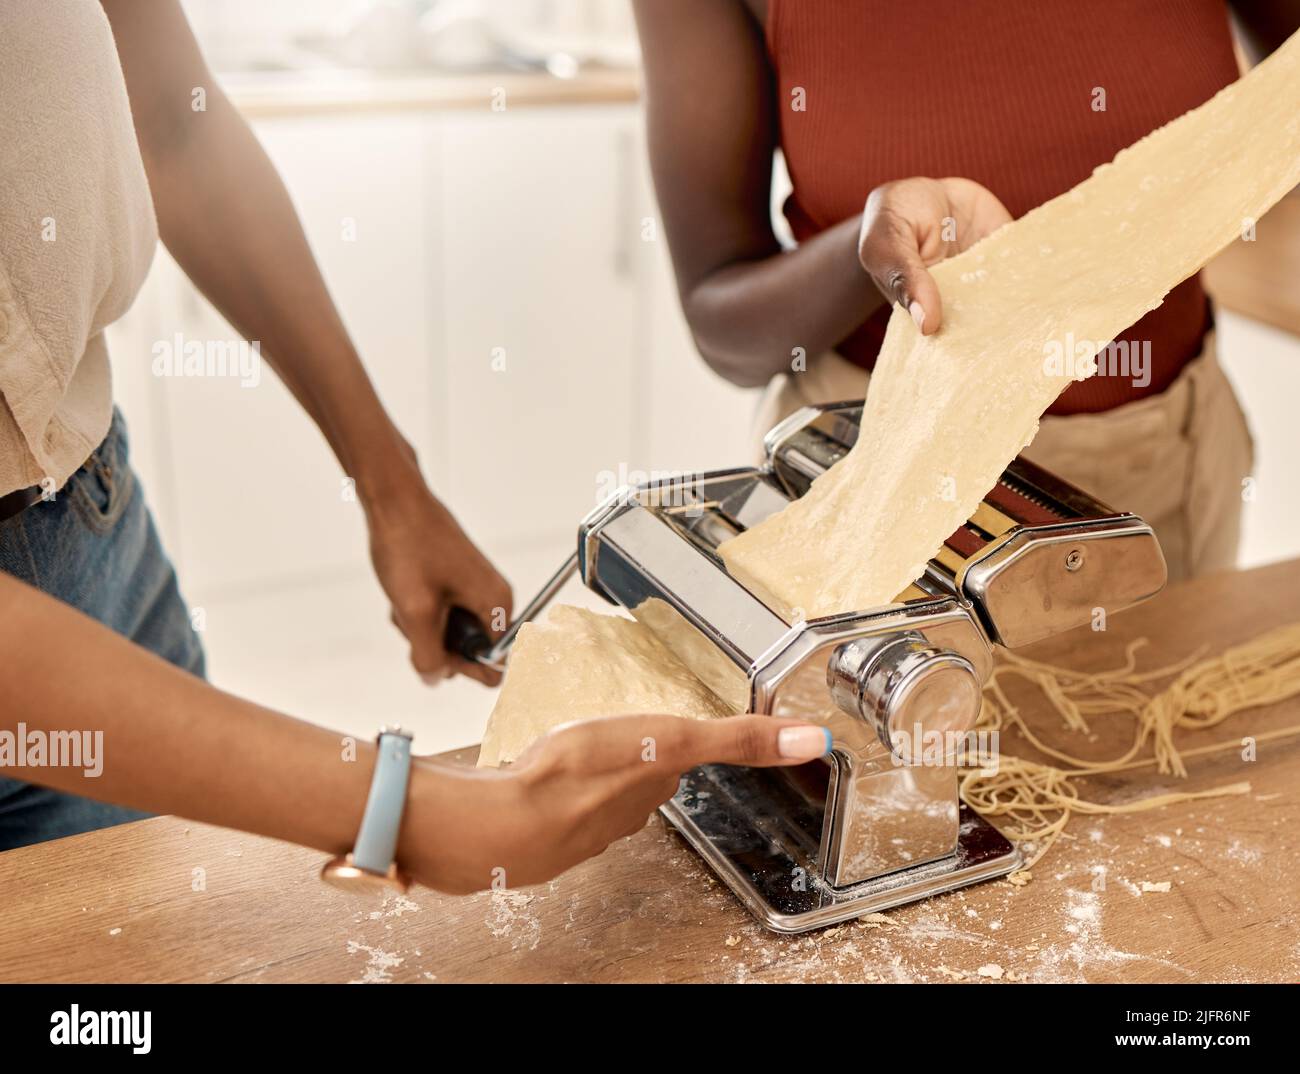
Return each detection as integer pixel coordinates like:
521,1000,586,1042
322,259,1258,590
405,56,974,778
477,604,734,767
720,33,1300,621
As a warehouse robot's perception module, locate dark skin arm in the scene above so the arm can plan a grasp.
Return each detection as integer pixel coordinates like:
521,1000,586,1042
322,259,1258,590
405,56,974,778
632,0,886,387
100,0,510,686
638,0,1299,368
1228,0,1300,62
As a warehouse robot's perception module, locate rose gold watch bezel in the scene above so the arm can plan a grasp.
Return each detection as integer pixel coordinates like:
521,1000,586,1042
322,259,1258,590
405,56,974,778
320,854,411,895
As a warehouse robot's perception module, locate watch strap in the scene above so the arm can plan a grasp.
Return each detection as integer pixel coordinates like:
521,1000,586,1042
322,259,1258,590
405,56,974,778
352,729,413,874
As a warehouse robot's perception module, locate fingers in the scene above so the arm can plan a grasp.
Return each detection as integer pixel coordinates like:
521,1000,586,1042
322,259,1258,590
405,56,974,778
939,176,1013,241
665,715,832,770
443,538,513,641
859,183,946,334
452,654,502,688
859,177,1011,336
391,592,454,684
369,493,513,686
405,576,511,688
408,612,502,687
534,714,832,779
401,589,505,687
441,573,510,686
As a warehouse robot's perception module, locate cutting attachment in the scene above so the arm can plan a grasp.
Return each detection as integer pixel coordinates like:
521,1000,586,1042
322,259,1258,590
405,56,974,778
472,401,1167,932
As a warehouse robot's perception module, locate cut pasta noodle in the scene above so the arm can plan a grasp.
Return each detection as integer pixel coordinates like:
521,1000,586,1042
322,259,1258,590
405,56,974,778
961,622,1300,868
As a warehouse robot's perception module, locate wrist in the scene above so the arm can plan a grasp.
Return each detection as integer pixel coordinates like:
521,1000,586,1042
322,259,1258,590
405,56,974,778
312,377,418,508
400,759,533,894
396,761,513,894
348,423,421,506
394,759,438,888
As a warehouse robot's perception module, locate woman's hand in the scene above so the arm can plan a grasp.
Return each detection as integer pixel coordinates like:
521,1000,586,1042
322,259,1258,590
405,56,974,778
363,441,512,688
857,177,1012,335
401,714,832,894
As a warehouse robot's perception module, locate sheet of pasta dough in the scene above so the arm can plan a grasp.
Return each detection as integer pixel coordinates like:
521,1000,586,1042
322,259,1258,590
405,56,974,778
478,605,734,767
720,32,1300,621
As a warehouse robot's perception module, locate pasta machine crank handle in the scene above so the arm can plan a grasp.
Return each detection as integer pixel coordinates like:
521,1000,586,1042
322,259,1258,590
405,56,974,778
443,551,580,672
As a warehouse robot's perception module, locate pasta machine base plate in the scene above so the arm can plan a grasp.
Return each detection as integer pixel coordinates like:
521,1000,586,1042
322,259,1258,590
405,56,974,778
660,762,1022,935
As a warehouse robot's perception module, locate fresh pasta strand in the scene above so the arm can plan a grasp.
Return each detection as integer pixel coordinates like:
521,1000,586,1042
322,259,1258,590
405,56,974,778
961,622,1300,869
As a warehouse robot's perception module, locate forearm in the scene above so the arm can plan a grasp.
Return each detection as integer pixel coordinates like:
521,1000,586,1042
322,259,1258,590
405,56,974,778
0,573,402,858
1229,0,1300,63
634,0,884,389
680,215,884,387
144,92,408,497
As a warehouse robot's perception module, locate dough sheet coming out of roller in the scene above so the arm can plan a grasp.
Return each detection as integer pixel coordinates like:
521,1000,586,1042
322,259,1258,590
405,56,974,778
480,32,1300,765
477,605,734,767
720,32,1300,621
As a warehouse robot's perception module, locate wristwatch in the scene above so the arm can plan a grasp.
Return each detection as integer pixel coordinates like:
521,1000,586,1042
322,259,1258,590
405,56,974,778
320,726,415,894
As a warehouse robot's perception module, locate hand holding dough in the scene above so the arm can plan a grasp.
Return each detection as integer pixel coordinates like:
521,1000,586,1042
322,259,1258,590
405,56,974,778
721,32,1300,621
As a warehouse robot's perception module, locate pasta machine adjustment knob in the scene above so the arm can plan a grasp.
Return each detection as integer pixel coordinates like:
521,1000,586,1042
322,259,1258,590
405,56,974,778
827,633,981,762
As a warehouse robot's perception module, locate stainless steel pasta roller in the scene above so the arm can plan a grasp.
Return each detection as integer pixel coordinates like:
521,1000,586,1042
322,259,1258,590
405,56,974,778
464,401,1167,932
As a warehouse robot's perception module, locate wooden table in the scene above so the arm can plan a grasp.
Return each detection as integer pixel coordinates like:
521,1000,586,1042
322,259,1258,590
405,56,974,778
3,560,1299,984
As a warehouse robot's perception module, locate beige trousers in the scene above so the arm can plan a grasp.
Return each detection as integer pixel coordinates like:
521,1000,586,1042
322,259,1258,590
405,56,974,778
751,331,1253,583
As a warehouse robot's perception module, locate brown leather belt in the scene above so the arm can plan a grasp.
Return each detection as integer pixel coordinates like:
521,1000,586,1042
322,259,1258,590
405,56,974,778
0,485,42,524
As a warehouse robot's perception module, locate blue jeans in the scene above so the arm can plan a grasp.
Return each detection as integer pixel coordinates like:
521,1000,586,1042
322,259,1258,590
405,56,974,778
0,408,205,850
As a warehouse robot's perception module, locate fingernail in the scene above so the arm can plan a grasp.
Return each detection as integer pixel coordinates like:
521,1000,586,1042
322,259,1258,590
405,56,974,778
778,726,833,760
909,300,926,331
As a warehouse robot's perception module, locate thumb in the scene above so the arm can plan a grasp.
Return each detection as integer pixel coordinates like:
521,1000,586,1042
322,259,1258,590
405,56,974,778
669,716,832,770
859,192,945,335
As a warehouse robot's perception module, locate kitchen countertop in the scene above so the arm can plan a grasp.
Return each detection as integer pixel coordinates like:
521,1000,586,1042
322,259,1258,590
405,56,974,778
2,558,1298,984
220,66,640,118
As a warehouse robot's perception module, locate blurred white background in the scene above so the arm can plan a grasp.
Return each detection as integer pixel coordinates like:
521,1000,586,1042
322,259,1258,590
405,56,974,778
106,1,1300,756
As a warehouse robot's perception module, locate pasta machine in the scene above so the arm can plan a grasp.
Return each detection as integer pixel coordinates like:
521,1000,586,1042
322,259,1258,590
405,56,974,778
450,401,1168,933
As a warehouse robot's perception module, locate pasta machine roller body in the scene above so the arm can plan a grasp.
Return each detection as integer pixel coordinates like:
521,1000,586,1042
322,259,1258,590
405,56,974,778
502,401,1167,932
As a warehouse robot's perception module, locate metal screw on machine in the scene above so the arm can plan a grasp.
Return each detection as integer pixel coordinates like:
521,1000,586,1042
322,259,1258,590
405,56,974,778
827,632,982,761
1066,548,1085,572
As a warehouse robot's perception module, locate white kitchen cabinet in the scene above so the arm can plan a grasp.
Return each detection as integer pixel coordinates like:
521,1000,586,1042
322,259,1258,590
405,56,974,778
112,114,435,601
639,233,759,474
632,133,762,475
434,106,641,548
253,113,437,455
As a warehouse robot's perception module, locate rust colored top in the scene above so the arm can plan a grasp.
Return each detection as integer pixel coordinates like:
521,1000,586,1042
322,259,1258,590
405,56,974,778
767,0,1241,413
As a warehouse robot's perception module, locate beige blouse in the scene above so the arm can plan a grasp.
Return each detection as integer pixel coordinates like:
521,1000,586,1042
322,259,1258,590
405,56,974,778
0,0,157,496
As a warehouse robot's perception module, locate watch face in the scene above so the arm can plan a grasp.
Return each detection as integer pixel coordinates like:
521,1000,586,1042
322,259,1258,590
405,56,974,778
320,856,410,895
